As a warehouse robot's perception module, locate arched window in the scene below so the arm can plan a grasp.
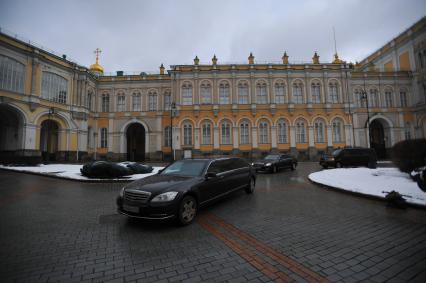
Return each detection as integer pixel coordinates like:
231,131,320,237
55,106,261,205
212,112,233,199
182,82,193,105
132,92,141,111
221,121,231,144
201,122,212,145
240,120,250,144
369,88,379,107
0,55,25,93
400,90,408,107
259,121,269,144
332,118,344,143
314,119,325,143
238,81,249,104
117,92,126,112
163,91,171,111
328,82,339,103
277,119,288,143
292,82,304,104
275,82,286,104
41,72,68,104
100,128,108,148
219,81,230,104
256,81,268,104
311,82,321,103
384,88,393,108
101,93,109,112
200,82,212,104
148,90,157,111
164,126,171,147
183,123,192,146
296,119,306,143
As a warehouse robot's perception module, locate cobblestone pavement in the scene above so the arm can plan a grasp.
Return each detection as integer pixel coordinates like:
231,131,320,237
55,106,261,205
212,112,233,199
1,163,426,283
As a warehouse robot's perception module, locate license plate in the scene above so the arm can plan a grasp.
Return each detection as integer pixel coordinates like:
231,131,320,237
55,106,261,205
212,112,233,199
123,204,139,213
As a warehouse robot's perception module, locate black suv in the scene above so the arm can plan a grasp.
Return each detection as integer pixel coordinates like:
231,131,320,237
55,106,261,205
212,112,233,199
320,148,377,169
252,154,297,173
117,157,256,225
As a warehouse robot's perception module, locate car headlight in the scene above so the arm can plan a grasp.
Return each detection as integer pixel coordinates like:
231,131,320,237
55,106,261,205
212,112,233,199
119,187,125,197
151,191,179,202
265,163,272,166
250,162,254,166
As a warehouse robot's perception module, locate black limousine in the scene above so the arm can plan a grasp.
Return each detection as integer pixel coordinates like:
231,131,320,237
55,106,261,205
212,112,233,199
117,157,256,225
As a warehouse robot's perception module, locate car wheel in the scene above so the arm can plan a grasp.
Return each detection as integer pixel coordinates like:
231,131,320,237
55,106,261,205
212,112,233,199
272,165,277,173
245,177,255,194
290,163,296,171
367,162,377,169
336,162,342,168
322,165,328,169
177,195,197,226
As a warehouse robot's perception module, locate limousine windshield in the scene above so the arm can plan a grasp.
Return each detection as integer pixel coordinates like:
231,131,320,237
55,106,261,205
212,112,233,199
161,160,209,177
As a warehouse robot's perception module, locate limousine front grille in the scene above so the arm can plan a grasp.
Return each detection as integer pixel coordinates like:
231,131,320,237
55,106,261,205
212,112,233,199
124,190,151,203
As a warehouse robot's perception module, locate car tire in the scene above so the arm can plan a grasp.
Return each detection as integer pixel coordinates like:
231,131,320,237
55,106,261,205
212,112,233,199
322,164,328,169
290,163,296,171
245,177,255,194
336,162,342,168
177,195,197,226
367,162,377,169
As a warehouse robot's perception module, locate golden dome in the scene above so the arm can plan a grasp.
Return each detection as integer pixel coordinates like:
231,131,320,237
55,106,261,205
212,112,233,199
332,53,345,64
89,48,104,75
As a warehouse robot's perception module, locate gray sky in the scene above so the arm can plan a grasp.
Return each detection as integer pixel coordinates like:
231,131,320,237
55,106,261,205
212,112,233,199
1,0,425,74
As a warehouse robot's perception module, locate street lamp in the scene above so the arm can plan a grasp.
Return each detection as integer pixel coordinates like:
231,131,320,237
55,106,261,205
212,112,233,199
361,90,371,148
170,102,176,162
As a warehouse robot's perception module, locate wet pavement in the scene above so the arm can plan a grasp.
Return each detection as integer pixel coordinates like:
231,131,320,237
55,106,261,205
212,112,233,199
1,162,426,283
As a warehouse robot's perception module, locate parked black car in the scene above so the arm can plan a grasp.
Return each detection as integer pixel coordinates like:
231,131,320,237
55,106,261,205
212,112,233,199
320,148,377,169
117,157,256,225
251,154,297,173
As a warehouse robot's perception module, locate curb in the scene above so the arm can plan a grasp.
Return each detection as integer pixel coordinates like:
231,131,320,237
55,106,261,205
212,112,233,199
0,167,140,183
308,176,426,210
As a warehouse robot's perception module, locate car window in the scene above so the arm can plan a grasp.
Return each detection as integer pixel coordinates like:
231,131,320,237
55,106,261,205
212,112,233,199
332,149,342,157
232,158,249,169
207,160,228,173
264,154,279,160
161,160,208,177
281,154,289,159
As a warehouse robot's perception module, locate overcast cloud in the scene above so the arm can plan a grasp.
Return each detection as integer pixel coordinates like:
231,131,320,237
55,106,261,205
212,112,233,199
0,0,425,73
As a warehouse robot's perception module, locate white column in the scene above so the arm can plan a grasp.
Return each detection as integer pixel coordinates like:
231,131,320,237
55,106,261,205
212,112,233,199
108,118,113,152
308,126,314,147
213,126,219,149
233,126,239,148
271,126,277,148
252,126,258,148
194,127,200,149
327,125,333,147
24,124,37,150
290,126,296,147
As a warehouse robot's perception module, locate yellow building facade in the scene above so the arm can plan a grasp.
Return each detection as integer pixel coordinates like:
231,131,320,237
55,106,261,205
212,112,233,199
0,17,425,163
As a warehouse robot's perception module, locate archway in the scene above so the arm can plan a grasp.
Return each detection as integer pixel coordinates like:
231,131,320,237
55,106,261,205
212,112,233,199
0,104,25,162
126,123,146,161
370,119,386,159
40,120,59,162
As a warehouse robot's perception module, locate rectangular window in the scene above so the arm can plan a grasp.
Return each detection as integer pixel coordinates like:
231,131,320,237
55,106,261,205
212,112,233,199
238,85,249,104
400,91,407,107
164,127,171,147
101,128,108,148
314,123,324,143
182,86,192,105
278,123,287,143
41,72,68,104
329,85,338,103
385,91,393,108
293,85,303,104
256,85,267,104
311,85,321,103
117,95,125,112
219,86,230,104
275,85,285,104
132,95,141,111
221,124,231,144
259,124,268,144
240,124,249,144
148,95,157,111
202,124,211,145
200,86,211,104
102,95,109,112
163,95,171,110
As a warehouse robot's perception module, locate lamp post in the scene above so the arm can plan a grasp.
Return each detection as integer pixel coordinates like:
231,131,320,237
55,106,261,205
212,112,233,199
361,90,371,148
170,102,176,162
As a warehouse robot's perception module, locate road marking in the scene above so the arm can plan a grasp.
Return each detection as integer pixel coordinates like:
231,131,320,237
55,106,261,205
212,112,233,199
198,213,330,283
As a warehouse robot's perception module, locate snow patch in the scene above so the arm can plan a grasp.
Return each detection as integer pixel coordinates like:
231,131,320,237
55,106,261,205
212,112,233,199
308,167,426,207
0,164,164,181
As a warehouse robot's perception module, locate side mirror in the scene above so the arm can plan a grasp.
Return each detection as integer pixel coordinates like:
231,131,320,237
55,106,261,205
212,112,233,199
157,168,164,174
205,172,217,179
